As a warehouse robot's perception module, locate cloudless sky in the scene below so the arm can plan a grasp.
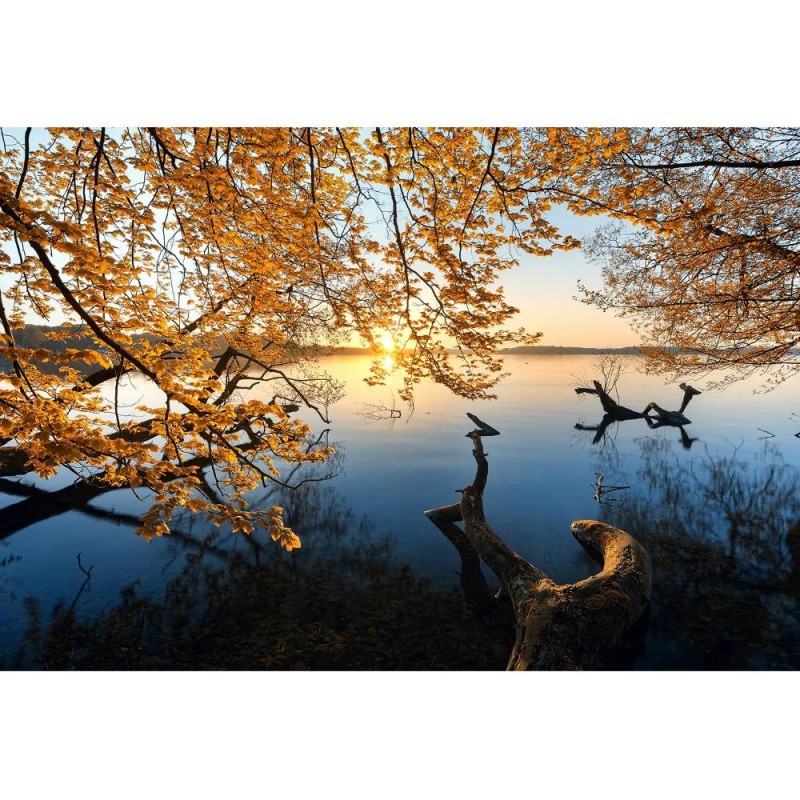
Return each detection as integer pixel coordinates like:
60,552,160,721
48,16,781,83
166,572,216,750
502,205,637,347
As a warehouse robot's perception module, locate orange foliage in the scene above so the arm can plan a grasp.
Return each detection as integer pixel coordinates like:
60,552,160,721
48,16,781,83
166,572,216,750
534,127,800,388
0,127,581,545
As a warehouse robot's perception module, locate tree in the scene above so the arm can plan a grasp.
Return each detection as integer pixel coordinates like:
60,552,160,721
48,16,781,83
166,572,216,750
534,127,800,388
0,127,580,546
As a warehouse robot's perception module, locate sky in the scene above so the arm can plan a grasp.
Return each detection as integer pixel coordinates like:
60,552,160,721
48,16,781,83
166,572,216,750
502,206,637,347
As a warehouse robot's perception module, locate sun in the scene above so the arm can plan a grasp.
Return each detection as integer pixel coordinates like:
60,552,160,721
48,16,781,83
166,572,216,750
378,331,395,352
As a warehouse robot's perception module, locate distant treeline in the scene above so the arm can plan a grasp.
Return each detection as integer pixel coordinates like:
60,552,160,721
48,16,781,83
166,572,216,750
0,328,374,375
499,345,643,356
320,345,646,357
259,344,647,357
316,346,374,356
3,324,95,353
0,327,644,375
0,324,157,375
1,325,95,374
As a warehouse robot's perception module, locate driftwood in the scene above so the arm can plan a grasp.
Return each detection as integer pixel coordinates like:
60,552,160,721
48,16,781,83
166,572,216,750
576,380,701,423
575,380,644,420
426,417,652,670
575,380,702,449
642,382,703,425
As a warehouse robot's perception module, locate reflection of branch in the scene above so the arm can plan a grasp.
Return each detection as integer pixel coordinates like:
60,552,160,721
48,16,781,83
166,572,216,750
603,438,800,665
67,551,95,613
575,414,615,445
356,403,402,421
643,418,699,450
591,473,630,504
0,429,338,547
0,477,236,561
424,501,498,615
0,439,255,542
76,552,93,578
354,388,409,424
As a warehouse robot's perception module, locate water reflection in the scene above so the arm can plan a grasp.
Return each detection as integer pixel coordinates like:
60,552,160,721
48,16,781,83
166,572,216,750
6,354,800,670
603,439,800,669
0,430,340,546
7,450,510,670
574,379,703,450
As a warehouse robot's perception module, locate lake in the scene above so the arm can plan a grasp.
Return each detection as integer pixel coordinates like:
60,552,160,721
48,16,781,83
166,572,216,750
2,353,800,669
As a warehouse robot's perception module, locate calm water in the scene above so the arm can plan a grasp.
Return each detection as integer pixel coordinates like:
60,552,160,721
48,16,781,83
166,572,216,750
2,354,800,669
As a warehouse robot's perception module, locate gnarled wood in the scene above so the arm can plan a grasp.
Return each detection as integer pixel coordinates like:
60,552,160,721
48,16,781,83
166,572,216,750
642,383,702,425
576,379,703,449
574,380,643,420
576,379,702,425
427,418,652,670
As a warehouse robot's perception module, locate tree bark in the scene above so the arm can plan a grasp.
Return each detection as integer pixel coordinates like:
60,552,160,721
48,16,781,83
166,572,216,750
427,424,652,670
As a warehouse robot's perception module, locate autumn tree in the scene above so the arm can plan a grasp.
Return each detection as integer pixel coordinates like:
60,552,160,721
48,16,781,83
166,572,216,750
531,127,800,388
0,127,580,547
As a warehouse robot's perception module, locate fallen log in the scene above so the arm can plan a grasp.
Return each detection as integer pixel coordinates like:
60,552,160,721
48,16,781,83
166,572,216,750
426,416,652,670
642,383,702,425
574,380,643,420
575,380,703,448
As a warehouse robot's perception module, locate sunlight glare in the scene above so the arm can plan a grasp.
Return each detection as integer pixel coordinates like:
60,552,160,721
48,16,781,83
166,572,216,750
376,329,396,370
378,331,395,352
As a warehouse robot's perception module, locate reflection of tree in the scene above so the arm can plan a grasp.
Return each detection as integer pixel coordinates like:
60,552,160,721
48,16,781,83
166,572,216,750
0,430,338,545
603,439,800,669
9,454,510,670
354,388,413,428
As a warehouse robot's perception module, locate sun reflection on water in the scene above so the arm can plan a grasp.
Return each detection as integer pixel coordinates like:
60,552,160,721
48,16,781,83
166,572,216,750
376,330,396,371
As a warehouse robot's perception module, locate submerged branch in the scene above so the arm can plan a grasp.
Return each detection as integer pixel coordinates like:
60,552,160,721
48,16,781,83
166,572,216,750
426,413,651,670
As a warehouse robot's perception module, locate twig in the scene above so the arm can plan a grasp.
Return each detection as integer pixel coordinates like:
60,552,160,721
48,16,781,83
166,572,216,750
591,473,630,504
67,552,96,613
76,551,94,578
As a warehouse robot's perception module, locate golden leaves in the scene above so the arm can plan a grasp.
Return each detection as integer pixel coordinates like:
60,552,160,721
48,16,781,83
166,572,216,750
566,126,800,381
3,126,653,550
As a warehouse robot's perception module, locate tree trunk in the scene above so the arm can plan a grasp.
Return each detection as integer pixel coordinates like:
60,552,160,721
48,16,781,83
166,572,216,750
427,424,652,670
